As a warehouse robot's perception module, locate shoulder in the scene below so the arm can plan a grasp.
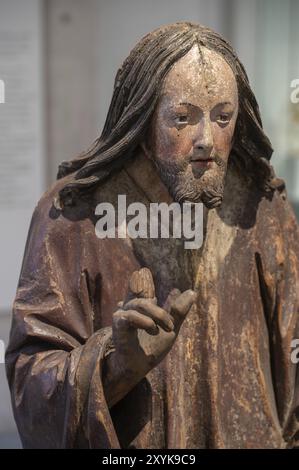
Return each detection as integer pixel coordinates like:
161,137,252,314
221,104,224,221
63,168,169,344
28,169,139,252
28,175,95,251
253,185,299,281
257,185,298,236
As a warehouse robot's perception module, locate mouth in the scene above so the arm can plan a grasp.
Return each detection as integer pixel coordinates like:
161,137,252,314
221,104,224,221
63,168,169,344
190,157,215,169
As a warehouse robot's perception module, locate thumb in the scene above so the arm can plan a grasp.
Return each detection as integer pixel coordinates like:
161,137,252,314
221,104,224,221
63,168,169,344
125,267,156,303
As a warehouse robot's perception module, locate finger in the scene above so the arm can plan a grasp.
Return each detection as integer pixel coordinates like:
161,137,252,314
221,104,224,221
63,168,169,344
170,290,197,326
163,288,181,313
113,309,159,335
123,298,174,332
123,296,157,308
128,267,156,299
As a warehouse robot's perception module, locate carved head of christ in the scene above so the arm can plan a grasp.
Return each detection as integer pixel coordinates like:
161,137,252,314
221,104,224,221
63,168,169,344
141,45,238,208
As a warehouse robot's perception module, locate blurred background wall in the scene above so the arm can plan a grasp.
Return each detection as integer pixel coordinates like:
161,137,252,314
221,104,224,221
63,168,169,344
0,0,298,448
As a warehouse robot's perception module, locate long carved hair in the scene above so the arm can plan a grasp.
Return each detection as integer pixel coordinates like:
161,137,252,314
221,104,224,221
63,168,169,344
57,22,282,207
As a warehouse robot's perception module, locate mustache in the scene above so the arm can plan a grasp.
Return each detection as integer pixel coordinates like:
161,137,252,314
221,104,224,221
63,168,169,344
174,153,226,172
188,151,226,164
152,152,227,179
152,152,227,209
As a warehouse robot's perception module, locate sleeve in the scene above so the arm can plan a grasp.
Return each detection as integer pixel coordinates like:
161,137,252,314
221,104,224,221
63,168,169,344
256,190,299,448
5,200,121,449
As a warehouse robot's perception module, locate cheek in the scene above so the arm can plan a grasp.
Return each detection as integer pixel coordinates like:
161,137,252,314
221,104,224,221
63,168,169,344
152,122,193,161
212,122,235,157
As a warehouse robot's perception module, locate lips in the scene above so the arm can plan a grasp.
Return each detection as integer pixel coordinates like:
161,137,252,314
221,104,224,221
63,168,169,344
190,157,215,169
191,158,214,163
190,156,215,163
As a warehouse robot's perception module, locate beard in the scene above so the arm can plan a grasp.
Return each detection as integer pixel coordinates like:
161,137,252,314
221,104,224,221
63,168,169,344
152,154,227,209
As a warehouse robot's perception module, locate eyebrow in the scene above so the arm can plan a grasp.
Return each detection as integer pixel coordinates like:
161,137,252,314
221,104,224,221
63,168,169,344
178,102,196,108
179,101,233,107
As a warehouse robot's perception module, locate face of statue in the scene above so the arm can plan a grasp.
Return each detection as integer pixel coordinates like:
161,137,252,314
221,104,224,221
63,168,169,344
142,45,239,207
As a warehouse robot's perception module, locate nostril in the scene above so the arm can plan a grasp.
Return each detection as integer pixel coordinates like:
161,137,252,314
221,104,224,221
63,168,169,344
192,142,213,159
195,145,211,153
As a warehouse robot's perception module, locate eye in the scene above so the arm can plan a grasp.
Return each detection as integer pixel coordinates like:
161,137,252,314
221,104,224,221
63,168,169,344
216,113,231,125
174,114,189,125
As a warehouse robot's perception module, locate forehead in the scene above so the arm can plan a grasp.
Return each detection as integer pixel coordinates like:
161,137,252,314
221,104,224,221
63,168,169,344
160,45,238,108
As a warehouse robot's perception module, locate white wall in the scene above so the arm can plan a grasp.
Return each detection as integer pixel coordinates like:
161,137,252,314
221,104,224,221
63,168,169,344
0,0,44,447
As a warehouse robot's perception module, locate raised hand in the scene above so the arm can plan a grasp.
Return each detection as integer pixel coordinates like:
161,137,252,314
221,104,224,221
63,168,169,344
111,268,197,383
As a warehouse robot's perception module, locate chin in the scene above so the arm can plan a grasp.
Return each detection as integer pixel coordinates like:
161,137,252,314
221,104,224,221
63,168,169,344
154,157,226,209
173,188,223,208
171,169,225,209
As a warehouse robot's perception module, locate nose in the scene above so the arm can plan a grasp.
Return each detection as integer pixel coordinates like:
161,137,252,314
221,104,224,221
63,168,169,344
193,118,213,156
